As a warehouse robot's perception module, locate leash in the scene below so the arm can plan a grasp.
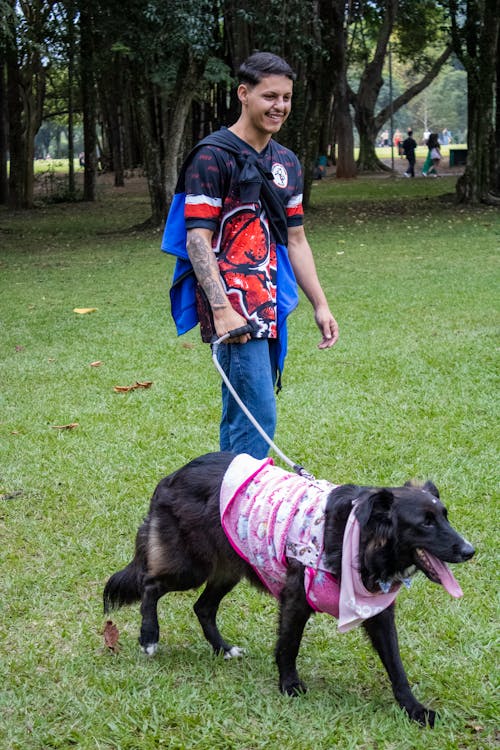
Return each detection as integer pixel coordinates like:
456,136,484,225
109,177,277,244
211,325,315,481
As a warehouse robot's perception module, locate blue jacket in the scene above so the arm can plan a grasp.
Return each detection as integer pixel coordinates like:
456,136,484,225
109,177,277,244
161,129,299,376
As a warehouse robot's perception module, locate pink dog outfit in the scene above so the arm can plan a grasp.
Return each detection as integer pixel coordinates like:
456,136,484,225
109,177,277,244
220,455,404,632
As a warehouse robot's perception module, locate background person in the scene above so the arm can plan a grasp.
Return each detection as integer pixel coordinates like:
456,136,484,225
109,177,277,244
402,129,417,177
427,133,441,177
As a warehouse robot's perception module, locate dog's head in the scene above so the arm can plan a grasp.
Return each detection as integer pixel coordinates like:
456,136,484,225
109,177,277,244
354,481,475,594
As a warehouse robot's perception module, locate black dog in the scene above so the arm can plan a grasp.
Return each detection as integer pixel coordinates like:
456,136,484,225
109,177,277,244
103,452,474,726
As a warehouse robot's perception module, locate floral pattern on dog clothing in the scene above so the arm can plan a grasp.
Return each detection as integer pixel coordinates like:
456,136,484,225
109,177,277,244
220,454,401,632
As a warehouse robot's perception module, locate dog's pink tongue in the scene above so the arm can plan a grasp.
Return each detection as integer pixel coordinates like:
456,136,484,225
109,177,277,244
428,553,463,597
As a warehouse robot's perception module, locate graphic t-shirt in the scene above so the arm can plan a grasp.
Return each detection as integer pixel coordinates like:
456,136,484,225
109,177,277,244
184,132,303,340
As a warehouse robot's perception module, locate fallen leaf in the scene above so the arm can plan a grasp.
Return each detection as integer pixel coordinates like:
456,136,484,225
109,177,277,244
15,345,25,352
113,381,153,393
73,307,97,314
90,361,103,367
0,490,23,500
466,721,484,733
182,342,195,349
103,620,120,652
51,422,79,430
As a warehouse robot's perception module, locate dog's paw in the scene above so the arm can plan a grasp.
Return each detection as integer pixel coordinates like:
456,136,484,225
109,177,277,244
224,646,245,660
408,704,436,727
141,642,158,657
281,679,308,697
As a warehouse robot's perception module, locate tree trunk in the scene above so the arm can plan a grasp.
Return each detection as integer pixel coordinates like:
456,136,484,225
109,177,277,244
67,0,76,198
138,52,206,226
495,23,500,193
6,0,47,209
80,0,97,201
353,0,397,172
6,27,27,209
331,0,356,179
453,0,500,203
0,48,8,205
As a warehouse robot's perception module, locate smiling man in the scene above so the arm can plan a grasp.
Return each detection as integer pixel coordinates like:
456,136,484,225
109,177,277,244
176,51,338,458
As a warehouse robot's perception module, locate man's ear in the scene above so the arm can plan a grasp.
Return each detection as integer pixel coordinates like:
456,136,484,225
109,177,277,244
354,488,394,526
237,83,250,105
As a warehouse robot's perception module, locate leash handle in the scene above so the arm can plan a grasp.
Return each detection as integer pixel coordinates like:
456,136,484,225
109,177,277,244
211,324,256,347
226,323,255,339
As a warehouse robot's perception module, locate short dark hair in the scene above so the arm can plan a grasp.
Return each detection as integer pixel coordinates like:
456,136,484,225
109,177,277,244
407,129,413,135
238,52,296,86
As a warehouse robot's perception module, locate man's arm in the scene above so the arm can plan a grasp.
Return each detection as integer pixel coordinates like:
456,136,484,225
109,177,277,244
186,227,251,342
287,225,339,349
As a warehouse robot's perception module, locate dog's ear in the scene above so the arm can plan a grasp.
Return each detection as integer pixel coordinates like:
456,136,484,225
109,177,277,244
354,488,394,526
422,480,440,499
404,479,440,499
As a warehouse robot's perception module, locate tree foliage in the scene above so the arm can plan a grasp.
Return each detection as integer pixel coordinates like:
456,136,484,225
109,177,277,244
0,0,496,215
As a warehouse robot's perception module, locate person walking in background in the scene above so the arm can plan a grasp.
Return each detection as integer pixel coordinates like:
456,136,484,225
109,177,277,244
163,52,338,459
426,133,441,177
394,129,403,156
402,129,417,177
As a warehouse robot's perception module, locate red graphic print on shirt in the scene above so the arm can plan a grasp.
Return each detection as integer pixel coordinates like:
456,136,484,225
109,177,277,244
217,206,277,337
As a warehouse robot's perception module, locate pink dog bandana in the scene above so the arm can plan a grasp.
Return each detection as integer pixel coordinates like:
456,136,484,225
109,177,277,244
220,455,402,631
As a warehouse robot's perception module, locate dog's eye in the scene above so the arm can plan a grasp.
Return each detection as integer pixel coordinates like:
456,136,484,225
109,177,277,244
422,514,436,528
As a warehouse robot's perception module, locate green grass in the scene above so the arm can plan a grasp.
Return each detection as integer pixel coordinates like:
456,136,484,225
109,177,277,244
0,175,498,749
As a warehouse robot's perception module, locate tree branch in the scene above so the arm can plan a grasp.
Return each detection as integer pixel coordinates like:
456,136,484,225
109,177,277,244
375,43,453,131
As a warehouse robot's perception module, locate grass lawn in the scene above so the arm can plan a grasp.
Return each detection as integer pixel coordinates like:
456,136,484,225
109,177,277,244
0,173,498,749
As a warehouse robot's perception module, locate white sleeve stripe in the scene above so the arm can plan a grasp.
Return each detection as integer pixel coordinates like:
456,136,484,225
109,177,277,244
287,194,303,208
185,194,222,208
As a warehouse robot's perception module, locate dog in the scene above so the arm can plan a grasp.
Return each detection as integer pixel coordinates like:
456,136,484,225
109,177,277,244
103,451,474,726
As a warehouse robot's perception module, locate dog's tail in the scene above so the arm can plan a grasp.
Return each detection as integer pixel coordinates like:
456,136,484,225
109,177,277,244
103,524,147,613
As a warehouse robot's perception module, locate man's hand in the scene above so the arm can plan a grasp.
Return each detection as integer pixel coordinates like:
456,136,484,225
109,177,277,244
287,226,340,351
315,304,339,349
213,307,252,344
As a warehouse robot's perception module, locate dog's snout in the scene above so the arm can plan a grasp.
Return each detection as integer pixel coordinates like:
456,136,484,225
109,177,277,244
459,541,475,560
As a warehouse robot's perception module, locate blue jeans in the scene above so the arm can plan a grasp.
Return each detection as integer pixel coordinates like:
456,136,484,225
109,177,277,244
216,338,278,459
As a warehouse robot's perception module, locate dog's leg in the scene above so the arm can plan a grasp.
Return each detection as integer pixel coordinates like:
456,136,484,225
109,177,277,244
193,577,244,659
362,606,436,727
139,576,169,655
275,562,312,696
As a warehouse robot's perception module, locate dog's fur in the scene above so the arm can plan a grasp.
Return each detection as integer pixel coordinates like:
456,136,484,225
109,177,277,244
103,452,474,726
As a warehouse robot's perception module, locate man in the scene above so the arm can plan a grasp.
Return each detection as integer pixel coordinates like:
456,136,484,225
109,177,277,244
170,51,338,459
402,129,417,178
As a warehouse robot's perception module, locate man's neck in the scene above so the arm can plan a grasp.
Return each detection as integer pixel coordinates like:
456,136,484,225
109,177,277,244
228,123,272,154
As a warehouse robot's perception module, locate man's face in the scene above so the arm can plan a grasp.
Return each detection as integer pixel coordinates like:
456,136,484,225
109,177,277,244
238,75,293,136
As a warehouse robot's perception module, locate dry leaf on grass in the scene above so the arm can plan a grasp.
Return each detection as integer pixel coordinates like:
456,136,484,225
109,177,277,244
113,381,153,393
90,361,103,367
73,307,97,314
103,620,120,652
51,422,79,430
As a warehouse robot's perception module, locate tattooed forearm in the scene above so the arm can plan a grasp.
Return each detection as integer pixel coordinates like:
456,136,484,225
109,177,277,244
187,230,228,309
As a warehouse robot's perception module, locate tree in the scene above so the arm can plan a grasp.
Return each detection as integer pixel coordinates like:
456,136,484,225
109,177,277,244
4,0,55,209
79,0,97,201
349,0,453,171
447,0,500,203
0,14,9,205
330,0,356,179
